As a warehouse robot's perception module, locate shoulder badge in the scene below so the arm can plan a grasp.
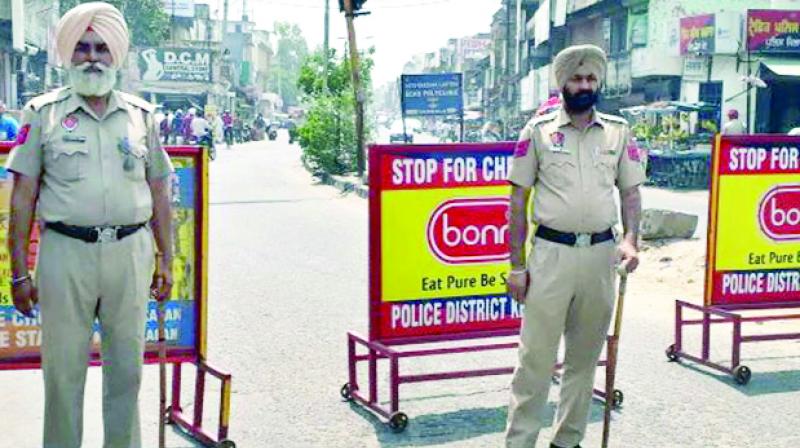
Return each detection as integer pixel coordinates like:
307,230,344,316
118,91,156,113
27,87,70,112
598,112,628,126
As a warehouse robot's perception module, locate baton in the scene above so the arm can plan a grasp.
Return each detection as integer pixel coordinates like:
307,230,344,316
601,261,629,448
155,285,167,448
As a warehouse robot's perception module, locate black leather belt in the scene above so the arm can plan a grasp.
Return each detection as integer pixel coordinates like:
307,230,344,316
46,222,146,243
535,225,614,247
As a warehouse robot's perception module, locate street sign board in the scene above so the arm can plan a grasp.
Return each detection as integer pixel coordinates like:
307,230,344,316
401,73,463,117
0,145,209,369
747,9,800,53
138,48,213,83
368,143,522,342
706,135,800,306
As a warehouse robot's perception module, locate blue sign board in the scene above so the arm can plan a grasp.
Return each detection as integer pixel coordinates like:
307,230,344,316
401,73,463,117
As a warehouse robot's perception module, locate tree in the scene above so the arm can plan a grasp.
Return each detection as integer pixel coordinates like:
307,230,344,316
60,0,170,47
296,47,374,174
267,22,309,109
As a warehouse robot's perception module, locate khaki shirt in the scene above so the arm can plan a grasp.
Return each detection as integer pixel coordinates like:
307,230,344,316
6,87,173,226
509,108,646,233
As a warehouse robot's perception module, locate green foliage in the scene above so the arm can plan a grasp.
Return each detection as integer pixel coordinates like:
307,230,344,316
60,0,170,47
267,22,309,108
296,48,374,174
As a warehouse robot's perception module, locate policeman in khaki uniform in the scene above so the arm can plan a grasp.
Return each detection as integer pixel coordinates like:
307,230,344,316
505,45,645,448
6,3,173,447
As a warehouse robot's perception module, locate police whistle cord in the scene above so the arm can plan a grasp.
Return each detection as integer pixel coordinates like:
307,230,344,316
602,262,629,448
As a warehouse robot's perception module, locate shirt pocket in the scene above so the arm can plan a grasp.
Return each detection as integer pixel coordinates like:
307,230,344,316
46,144,89,182
540,152,576,189
593,151,618,187
123,144,148,181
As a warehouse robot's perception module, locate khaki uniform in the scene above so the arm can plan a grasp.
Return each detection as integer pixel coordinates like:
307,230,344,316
6,87,173,448
505,108,645,448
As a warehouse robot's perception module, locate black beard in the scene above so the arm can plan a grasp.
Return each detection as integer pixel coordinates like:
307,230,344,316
562,88,599,113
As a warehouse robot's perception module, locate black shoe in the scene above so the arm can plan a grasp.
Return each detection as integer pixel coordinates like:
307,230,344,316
550,444,581,448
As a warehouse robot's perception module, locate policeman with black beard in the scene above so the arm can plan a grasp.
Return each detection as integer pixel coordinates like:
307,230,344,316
504,44,646,448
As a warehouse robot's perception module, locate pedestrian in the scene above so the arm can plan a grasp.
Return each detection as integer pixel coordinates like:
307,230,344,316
161,109,173,144
0,101,20,141
182,107,195,143
222,110,234,148
504,44,645,448
5,2,174,447
722,109,745,135
191,111,210,143
170,109,183,144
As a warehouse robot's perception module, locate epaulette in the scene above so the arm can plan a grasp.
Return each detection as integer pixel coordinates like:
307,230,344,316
597,112,628,126
526,110,559,129
27,87,71,112
117,91,155,113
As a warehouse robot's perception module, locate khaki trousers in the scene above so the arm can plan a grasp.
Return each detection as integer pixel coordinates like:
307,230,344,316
37,227,154,448
505,238,616,448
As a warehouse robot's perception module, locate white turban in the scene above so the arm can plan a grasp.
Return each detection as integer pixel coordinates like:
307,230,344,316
553,44,607,90
55,2,129,69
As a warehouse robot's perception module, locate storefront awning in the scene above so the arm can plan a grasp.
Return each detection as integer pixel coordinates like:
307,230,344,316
760,60,800,78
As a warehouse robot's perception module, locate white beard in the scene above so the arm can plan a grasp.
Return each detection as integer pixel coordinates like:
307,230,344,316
67,62,117,97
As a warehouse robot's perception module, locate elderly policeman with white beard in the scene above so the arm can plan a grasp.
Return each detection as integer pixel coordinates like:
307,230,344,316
6,2,174,447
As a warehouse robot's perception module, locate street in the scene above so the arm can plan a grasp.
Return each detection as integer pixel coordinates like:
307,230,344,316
2,133,799,447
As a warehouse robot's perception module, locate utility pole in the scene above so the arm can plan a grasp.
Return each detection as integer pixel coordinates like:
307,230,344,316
343,0,365,178
323,0,330,91
223,0,229,42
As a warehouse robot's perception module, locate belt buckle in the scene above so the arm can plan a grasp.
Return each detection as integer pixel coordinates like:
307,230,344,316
575,233,591,248
95,226,119,243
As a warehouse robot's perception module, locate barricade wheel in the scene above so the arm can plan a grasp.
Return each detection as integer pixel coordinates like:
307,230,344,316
665,344,679,362
388,412,409,432
612,389,624,408
733,365,751,385
340,383,353,401
216,440,236,448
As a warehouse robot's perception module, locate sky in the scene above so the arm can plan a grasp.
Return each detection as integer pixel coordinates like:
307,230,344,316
204,0,501,87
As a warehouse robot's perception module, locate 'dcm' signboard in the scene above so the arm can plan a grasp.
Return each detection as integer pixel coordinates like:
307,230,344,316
369,143,522,342
0,145,208,369
706,135,800,306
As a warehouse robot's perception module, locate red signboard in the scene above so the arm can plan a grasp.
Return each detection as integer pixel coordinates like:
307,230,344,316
680,14,715,55
706,135,800,306
369,143,521,342
747,9,800,53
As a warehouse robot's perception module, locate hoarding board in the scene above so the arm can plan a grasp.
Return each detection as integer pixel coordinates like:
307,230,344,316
138,48,212,82
0,145,208,369
369,143,523,342
747,9,800,53
706,135,800,306
680,14,715,55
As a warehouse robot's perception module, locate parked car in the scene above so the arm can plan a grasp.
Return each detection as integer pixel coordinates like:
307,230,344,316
389,121,414,143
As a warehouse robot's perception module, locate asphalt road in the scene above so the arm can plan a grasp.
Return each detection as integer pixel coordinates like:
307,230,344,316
2,132,798,447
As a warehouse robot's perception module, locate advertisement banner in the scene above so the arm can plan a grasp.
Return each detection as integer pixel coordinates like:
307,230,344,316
706,135,800,306
747,9,800,53
680,14,715,55
0,145,207,369
369,143,522,342
401,73,463,117
138,48,212,82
